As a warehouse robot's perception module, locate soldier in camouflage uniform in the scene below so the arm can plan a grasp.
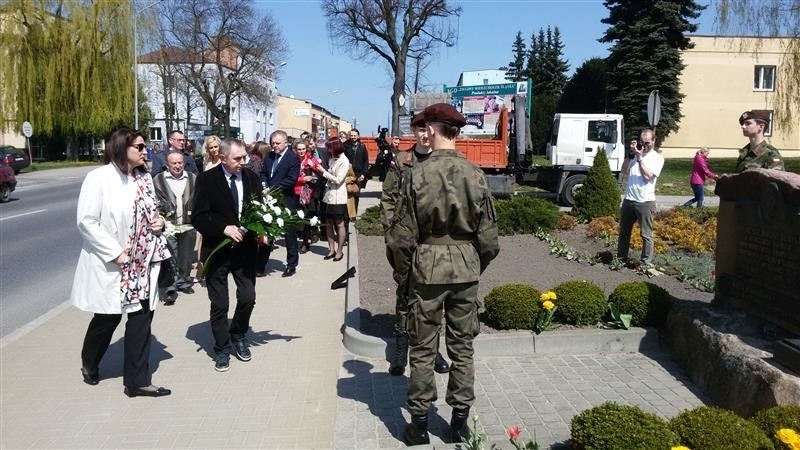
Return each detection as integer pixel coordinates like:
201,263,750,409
735,110,784,173
385,103,500,445
381,113,450,377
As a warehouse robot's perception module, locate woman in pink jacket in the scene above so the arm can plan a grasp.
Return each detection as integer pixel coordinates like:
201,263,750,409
682,147,718,208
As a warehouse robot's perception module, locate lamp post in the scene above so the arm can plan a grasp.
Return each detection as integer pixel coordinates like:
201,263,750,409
133,0,163,130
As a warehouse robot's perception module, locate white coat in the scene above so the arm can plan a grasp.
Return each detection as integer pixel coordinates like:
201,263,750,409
322,155,350,206
70,164,162,314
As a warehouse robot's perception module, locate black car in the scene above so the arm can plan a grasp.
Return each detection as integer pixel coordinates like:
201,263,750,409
0,145,31,174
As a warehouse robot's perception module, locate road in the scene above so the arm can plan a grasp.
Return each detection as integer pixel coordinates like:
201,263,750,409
0,166,96,339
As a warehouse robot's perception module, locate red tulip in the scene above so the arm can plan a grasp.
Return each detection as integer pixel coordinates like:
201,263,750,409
508,425,521,441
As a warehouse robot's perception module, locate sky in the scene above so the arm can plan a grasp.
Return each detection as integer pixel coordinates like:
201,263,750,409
255,0,719,135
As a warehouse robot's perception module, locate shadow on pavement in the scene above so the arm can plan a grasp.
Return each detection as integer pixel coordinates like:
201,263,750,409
99,334,173,381
185,321,303,358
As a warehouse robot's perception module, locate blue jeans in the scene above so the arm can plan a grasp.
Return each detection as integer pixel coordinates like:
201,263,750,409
617,199,656,264
682,184,705,207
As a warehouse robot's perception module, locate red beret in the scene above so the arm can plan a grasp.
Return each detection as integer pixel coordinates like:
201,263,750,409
410,112,426,127
422,103,466,128
739,110,770,125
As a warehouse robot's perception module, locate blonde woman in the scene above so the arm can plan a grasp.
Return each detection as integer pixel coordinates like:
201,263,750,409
202,135,222,171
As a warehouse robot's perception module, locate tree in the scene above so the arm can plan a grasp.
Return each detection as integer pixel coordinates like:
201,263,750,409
573,149,620,221
600,0,704,144
0,1,142,158
156,0,288,137
714,0,800,132
322,0,462,135
558,58,609,113
501,31,526,82
524,26,569,154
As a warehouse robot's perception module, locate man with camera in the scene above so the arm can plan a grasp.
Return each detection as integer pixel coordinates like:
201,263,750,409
617,128,664,268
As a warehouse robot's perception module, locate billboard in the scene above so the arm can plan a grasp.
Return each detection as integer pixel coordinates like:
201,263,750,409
444,81,529,135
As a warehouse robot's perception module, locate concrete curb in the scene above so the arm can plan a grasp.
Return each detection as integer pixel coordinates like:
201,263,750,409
341,221,661,358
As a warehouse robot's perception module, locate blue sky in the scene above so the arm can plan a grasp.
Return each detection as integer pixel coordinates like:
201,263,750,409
255,0,718,134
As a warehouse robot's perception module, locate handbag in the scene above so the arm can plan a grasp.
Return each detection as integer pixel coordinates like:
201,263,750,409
346,182,360,195
345,164,360,195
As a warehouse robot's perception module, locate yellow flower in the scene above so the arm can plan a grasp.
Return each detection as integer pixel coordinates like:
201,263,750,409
542,300,555,311
790,442,800,450
777,429,800,444
671,446,691,450
540,291,557,302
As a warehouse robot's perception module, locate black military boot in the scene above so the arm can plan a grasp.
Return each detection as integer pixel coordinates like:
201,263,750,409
450,408,471,443
389,333,408,376
403,413,430,446
434,352,450,373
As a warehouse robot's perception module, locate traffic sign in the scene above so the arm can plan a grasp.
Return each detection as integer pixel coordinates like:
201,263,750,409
647,90,661,127
22,121,33,138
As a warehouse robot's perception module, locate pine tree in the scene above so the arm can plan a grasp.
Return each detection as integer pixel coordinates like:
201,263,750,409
501,32,526,82
573,148,620,221
600,0,704,144
550,27,570,95
525,26,570,154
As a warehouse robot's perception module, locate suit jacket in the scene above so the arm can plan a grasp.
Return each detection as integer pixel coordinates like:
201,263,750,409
261,149,300,209
150,149,199,177
344,140,369,180
192,165,260,256
152,171,197,225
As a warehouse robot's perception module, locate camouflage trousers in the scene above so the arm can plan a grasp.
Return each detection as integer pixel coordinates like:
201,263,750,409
406,282,480,417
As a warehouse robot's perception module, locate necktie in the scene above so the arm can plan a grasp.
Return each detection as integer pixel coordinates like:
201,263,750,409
229,174,239,216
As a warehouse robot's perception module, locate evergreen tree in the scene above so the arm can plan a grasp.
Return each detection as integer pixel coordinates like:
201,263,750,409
501,32,527,82
525,26,570,154
573,148,620,221
600,0,704,144
549,28,570,95
559,58,609,113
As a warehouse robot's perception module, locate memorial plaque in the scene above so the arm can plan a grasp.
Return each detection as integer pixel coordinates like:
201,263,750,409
715,169,800,335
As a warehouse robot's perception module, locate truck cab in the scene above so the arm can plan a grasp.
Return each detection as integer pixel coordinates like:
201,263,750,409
546,113,625,172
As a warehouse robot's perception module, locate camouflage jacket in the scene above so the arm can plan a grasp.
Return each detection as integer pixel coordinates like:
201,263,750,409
385,149,500,285
735,141,784,172
380,149,415,232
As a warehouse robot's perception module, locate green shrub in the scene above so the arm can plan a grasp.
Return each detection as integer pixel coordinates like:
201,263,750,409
483,284,540,330
608,281,672,327
751,405,800,449
570,402,680,450
495,195,561,235
573,149,621,221
355,205,383,236
552,280,606,326
670,406,774,450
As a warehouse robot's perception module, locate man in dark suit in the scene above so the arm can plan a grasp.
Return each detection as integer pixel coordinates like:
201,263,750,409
260,129,301,278
150,130,199,176
191,138,260,372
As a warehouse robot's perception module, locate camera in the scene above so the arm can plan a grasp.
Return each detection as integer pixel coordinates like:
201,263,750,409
636,140,646,151
375,126,391,153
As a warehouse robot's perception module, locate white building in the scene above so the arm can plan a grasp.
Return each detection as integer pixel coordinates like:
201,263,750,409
456,69,508,86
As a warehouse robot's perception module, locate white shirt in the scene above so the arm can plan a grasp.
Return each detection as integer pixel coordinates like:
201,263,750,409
221,166,243,218
164,171,188,222
624,149,664,202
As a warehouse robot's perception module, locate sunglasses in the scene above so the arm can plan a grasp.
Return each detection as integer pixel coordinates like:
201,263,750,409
131,143,146,152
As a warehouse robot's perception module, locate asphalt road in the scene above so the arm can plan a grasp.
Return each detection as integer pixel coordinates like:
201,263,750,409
0,166,97,338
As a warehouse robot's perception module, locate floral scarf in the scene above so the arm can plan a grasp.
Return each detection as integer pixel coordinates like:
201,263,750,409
120,171,171,311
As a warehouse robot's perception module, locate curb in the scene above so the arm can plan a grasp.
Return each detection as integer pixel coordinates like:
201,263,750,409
341,223,661,358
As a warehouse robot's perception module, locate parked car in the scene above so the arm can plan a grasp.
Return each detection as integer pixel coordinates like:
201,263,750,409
0,162,17,202
0,145,31,174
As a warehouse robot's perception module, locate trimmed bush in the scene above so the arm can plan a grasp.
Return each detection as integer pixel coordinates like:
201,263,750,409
608,281,672,327
483,284,540,330
751,405,800,449
355,205,383,236
552,280,606,326
570,402,680,450
670,406,774,450
495,195,561,235
573,149,621,221
556,213,578,231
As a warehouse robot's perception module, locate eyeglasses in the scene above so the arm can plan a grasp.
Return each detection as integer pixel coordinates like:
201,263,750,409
131,143,146,152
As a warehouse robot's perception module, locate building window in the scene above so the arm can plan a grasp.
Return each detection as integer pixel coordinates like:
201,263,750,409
256,108,260,122
754,65,775,91
149,127,162,141
483,78,488,85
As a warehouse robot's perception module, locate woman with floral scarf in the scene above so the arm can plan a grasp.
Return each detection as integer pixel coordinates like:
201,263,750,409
71,128,172,398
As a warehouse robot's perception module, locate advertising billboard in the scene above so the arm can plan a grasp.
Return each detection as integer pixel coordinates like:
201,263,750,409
444,81,529,135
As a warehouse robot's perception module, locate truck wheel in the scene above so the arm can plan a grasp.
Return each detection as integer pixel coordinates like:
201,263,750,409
561,174,586,206
0,184,10,203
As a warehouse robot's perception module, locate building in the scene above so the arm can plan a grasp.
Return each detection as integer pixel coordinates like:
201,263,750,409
456,69,507,87
661,35,799,158
137,44,279,150
275,95,352,140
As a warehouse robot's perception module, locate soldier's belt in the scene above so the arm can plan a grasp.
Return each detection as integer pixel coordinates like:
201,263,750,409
419,234,474,245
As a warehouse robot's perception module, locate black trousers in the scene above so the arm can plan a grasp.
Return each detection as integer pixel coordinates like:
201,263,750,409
81,299,154,389
205,246,256,354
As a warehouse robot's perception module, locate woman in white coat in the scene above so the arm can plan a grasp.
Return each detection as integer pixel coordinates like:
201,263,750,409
312,137,350,261
72,128,172,398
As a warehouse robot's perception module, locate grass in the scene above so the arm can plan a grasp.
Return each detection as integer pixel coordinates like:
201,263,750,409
21,160,101,173
657,157,800,196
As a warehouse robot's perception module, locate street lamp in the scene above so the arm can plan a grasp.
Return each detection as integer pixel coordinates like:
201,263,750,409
133,0,163,130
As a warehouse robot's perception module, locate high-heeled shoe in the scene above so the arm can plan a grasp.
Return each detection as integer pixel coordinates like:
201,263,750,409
81,368,99,386
333,253,344,262
323,253,336,260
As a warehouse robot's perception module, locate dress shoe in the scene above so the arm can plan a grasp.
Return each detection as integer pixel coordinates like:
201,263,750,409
434,352,451,374
299,244,309,254
323,253,335,260
256,271,268,278
403,414,430,446
282,267,296,277
124,385,171,398
332,253,344,262
181,286,195,294
81,368,99,386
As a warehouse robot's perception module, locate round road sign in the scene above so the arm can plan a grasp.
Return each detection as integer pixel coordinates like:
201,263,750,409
22,121,33,138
